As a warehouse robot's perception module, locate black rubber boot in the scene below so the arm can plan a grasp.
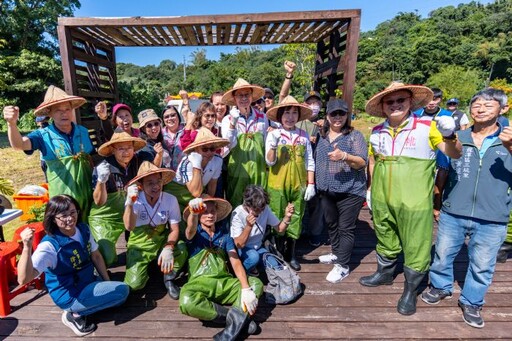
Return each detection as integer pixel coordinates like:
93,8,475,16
397,267,426,316
213,307,249,341
497,242,512,263
288,238,301,271
211,303,229,325
359,253,397,287
275,236,286,259
163,272,180,300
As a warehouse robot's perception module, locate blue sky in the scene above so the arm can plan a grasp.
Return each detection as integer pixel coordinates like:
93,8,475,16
74,0,491,66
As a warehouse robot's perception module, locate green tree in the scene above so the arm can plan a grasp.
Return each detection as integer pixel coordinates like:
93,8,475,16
426,65,484,106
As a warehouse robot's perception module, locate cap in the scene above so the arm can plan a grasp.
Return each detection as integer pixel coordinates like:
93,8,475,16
263,88,275,98
304,90,322,103
113,103,132,116
446,98,459,105
326,99,349,115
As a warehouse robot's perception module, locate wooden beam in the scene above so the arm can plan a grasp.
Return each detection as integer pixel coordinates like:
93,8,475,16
57,24,80,123
341,16,360,111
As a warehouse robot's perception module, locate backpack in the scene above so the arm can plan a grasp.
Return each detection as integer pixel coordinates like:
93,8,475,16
262,252,302,304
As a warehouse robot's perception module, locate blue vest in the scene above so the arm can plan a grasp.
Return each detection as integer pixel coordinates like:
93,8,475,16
42,223,96,309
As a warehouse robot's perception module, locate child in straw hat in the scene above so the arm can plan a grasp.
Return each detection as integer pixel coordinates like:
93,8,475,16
264,95,316,271
180,196,263,340
3,85,94,220
123,161,188,300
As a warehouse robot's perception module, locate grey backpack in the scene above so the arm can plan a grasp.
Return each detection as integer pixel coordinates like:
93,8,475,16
263,252,302,304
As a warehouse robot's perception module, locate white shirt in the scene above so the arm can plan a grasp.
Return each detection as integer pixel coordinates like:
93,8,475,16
32,227,98,273
132,192,181,227
265,127,315,171
221,108,268,150
230,205,280,250
174,154,223,185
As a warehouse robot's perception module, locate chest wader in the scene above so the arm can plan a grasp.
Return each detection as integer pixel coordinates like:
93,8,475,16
46,153,92,221
163,181,195,237
227,133,267,208
496,211,512,263
124,223,187,290
179,248,263,321
88,191,126,266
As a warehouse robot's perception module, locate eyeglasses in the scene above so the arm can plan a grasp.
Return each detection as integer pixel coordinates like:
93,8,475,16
383,97,411,106
447,102,457,106
202,114,216,120
163,113,177,119
55,210,78,224
328,111,348,117
264,96,274,100
145,121,161,129
201,147,216,152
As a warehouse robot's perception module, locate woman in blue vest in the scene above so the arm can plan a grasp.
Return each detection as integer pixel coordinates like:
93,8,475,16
17,195,129,337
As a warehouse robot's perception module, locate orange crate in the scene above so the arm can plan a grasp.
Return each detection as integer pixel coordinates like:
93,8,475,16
12,184,49,221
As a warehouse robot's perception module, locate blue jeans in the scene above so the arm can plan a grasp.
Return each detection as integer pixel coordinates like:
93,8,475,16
66,279,130,316
429,212,507,307
238,246,279,272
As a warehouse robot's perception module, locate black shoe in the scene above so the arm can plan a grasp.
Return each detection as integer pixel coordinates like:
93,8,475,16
420,287,452,305
458,302,484,328
248,268,260,277
496,242,512,263
61,312,97,337
164,273,180,300
309,235,321,247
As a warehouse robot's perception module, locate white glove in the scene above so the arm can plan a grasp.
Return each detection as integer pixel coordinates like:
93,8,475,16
435,116,456,137
229,107,240,125
125,184,139,206
158,247,174,274
241,287,258,315
366,190,372,211
188,197,205,214
188,152,203,169
96,162,111,184
268,131,280,150
304,184,316,201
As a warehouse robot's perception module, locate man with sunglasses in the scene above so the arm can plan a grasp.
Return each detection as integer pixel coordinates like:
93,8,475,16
360,82,462,316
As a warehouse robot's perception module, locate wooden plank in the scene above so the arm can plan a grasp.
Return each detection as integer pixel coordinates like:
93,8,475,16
250,24,267,45
70,28,114,50
77,89,116,99
282,22,305,44
204,24,213,45
99,26,140,46
130,26,153,45
231,23,242,44
193,25,205,45
154,26,174,46
262,22,279,44
146,26,171,46
342,16,361,111
240,23,255,44
167,26,184,46
224,23,232,45
268,22,292,44
57,24,81,123
176,26,193,46
74,27,117,47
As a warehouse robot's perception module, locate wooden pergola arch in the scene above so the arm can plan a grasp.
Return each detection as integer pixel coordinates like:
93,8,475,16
57,9,360,131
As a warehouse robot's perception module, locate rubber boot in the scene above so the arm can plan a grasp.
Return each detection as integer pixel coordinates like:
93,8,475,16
397,267,426,316
288,238,301,271
275,236,286,259
497,242,512,263
163,272,180,300
211,303,229,325
213,307,249,341
359,253,397,287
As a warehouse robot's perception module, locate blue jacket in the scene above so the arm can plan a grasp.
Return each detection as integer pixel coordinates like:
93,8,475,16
442,127,512,223
42,223,96,309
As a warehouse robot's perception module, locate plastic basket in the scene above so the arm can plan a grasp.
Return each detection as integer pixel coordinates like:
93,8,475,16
12,184,49,221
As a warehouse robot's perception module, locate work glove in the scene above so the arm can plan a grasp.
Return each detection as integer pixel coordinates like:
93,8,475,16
241,287,258,315
434,116,456,138
366,190,372,211
304,184,316,201
188,197,205,215
158,247,174,274
96,162,111,184
229,107,240,125
188,152,203,170
125,184,139,206
268,131,280,150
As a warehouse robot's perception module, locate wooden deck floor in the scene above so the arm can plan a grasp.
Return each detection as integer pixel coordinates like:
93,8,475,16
2,208,512,340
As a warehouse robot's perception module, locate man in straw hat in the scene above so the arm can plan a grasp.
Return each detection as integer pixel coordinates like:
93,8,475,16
359,82,462,316
123,161,188,299
3,85,94,220
180,196,263,340
221,78,267,207
88,128,150,266
265,95,316,271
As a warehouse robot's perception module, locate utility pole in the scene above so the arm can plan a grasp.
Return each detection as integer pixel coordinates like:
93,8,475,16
183,55,187,82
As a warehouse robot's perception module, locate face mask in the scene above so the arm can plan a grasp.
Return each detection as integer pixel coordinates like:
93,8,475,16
310,104,321,117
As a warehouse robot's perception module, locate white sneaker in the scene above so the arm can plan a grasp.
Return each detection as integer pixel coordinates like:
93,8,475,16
326,264,350,283
318,253,338,264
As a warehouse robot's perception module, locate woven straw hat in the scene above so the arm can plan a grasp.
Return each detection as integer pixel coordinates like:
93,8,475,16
34,85,86,116
138,109,162,129
221,78,265,106
127,161,175,187
266,95,312,122
183,196,232,222
365,82,433,117
182,127,230,154
98,128,147,157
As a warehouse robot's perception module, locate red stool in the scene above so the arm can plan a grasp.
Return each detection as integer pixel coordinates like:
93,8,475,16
12,222,46,252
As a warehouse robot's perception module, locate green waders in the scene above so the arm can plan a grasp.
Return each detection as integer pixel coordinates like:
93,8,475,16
46,153,93,221
226,133,267,208
88,191,126,266
124,223,188,290
179,248,263,321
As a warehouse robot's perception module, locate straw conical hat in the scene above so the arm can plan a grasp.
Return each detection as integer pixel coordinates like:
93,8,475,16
98,128,147,157
34,85,86,116
182,127,230,154
221,78,265,106
365,82,433,117
266,95,312,123
183,196,232,222
127,161,175,187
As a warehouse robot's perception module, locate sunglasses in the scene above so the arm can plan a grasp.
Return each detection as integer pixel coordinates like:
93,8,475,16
329,111,348,117
145,121,161,129
264,96,274,100
383,97,411,106
201,147,216,152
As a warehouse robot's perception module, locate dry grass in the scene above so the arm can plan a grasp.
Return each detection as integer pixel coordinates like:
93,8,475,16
0,132,45,240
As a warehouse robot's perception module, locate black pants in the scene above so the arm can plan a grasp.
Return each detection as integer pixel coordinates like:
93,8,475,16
320,191,365,267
